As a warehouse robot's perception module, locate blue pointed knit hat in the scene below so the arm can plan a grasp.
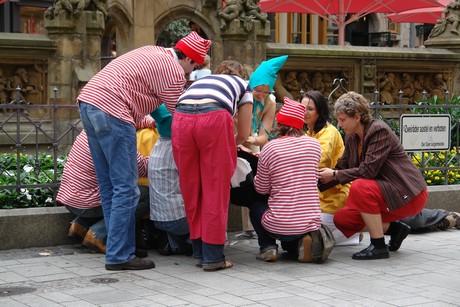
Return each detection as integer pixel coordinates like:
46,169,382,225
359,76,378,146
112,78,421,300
249,55,288,92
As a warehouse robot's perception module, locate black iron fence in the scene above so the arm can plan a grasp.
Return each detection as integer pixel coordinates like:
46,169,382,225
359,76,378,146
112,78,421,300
367,89,460,186
0,85,459,208
0,87,80,208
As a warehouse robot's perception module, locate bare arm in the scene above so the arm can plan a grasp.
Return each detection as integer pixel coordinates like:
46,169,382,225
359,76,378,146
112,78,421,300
235,103,253,145
248,97,276,147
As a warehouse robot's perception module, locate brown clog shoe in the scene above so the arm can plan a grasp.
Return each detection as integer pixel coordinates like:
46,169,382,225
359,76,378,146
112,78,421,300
82,229,106,254
67,222,88,243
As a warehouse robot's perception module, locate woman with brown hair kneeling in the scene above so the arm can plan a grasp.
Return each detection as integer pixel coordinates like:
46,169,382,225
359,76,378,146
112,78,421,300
250,97,322,262
319,91,427,260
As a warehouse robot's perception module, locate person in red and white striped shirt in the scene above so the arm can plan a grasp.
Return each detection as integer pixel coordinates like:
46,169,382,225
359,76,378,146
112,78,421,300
250,97,322,262
56,126,153,256
77,32,211,271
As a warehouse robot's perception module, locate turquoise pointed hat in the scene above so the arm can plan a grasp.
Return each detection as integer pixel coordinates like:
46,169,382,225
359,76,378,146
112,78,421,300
249,55,288,92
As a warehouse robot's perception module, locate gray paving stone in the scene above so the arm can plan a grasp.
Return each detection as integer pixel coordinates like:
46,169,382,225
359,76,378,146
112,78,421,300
0,271,29,283
11,293,63,306
0,231,458,306
176,293,224,306
144,292,185,305
36,291,78,303
0,297,28,306
73,289,139,305
386,295,440,306
209,292,256,305
7,263,68,278
61,301,99,307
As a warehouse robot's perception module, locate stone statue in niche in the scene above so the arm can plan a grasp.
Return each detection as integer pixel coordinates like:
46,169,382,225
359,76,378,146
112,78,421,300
401,73,415,103
241,0,268,31
218,0,245,29
311,72,325,93
44,0,107,20
429,0,460,38
282,71,301,101
428,73,448,101
273,74,293,102
6,67,41,105
7,67,30,102
373,72,450,104
274,70,347,103
218,0,267,32
413,74,427,102
297,72,310,94
378,72,398,104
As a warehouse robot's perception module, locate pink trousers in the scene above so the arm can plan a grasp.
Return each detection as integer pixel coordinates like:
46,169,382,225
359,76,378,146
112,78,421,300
172,109,236,245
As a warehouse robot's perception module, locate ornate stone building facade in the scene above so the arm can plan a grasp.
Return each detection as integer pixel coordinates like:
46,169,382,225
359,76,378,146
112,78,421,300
0,0,460,128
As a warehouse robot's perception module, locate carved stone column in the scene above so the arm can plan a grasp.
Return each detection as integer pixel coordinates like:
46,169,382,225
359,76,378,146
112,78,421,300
362,59,377,102
219,19,271,75
45,11,105,107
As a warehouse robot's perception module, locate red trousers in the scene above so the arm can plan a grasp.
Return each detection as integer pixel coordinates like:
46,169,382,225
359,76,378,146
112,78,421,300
172,109,236,245
334,179,427,238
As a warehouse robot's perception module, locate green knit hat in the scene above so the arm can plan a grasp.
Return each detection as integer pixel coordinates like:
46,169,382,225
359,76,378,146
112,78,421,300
249,55,288,92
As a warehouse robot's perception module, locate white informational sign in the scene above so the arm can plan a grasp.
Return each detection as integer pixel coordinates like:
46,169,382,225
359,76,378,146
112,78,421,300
400,114,451,152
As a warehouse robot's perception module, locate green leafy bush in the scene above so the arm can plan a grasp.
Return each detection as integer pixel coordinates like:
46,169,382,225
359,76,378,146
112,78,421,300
411,148,460,185
0,153,66,209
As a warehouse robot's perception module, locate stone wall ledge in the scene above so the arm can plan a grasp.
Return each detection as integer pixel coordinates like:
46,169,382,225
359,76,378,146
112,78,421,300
1,185,459,250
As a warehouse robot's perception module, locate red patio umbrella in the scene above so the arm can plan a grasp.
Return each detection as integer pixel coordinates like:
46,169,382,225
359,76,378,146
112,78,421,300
386,0,450,24
259,0,444,45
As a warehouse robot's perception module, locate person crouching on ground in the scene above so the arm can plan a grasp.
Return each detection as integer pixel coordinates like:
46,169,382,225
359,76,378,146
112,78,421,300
149,104,191,256
77,32,211,271
250,97,322,262
301,90,361,246
319,91,427,260
57,122,156,258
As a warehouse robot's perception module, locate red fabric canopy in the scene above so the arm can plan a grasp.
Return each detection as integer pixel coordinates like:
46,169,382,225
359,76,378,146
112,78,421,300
259,0,444,45
386,0,450,24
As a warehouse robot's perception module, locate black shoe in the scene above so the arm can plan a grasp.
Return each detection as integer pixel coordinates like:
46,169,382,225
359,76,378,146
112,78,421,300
135,248,148,258
388,222,411,252
105,256,155,271
158,240,172,256
352,244,390,260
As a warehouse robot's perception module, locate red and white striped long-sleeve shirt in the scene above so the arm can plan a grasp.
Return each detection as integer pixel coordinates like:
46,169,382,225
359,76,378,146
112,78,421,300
56,130,148,209
254,136,322,235
77,46,186,124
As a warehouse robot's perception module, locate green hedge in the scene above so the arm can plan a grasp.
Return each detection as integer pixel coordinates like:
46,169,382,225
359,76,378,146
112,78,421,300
0,153,66,209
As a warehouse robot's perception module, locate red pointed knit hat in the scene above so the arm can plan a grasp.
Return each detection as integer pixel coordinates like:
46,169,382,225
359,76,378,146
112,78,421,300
276,97,306,129
175,31,211,65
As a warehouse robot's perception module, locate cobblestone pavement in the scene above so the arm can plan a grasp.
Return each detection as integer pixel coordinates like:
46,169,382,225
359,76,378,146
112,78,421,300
0,230,459,306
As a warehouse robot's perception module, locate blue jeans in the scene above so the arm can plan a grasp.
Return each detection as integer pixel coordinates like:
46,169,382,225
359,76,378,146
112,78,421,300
79,102,139,265
89,219,107,242
192,239,225,266
153,218,190,254
249,200,304,254
66,206,103,229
